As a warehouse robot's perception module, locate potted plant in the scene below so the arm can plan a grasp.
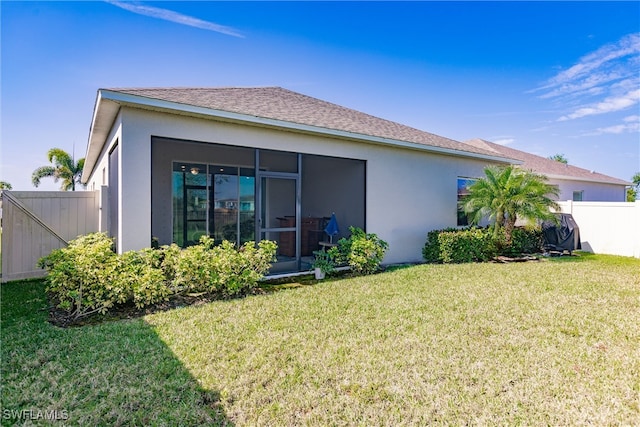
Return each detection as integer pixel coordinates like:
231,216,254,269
311,249,334,280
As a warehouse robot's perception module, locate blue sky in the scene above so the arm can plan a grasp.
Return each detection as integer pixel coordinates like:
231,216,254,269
2,1,639,191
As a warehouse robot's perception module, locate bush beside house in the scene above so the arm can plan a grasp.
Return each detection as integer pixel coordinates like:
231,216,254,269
423,226,544,264
39,233,277,320
38,227,390,321
422,227,496,264
423,164,557,264
328,226,389,275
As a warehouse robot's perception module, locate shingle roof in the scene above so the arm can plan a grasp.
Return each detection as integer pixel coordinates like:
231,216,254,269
106,86,510,159
464,138,630,185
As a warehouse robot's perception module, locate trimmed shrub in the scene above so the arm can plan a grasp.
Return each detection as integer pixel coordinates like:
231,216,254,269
505,227,544,255
39,233,278,319
328,226,389,275
168,237,277,296
422,227,459,263
423,226,544,264
119,249,171,308
441,228,496,263
38,232,124,318
219,239,278,296
490,226,545,256
169,236,223,293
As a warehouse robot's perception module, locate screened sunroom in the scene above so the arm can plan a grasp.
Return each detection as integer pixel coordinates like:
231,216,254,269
151,137,365,274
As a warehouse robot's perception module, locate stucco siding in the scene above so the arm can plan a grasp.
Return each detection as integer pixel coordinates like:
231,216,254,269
550,178,627,202
118,111,153,252
88,106,501,263
365,148,492,263
85,115,122,239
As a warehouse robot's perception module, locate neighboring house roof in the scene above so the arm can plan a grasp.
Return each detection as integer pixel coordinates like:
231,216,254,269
464,138,630,186
83,87,518,182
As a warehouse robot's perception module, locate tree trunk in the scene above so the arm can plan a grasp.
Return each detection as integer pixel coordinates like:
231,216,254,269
504,215,517,245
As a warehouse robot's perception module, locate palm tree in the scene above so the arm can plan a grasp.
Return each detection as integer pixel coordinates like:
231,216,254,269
0,181,12,190
548,153,568,164
462,165,560,244
32,148,85,191
628,172,640,201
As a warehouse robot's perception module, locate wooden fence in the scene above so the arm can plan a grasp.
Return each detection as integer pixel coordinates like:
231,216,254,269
1,190,101,282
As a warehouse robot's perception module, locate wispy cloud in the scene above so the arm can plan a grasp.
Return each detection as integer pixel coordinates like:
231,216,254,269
533,33,640,122
105,1,244,38
493,138,515,146
559,88,640,121
583,115,640,136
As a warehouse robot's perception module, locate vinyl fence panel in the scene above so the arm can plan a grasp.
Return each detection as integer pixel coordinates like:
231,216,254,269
1,191,100,282
557,200,640,258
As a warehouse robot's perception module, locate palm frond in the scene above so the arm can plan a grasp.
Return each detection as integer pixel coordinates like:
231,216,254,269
31,166,57,187
32,148,86,190
463,164,561,241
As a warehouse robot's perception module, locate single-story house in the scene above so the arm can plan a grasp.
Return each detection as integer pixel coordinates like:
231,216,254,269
464,138,630,202
82,87,521,273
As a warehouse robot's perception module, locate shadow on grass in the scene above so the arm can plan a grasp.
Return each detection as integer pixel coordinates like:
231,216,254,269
1,280,233,426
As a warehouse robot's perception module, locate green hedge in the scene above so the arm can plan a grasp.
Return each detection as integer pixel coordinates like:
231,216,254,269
501,227,544,256
423,226,543,264
39,233,277,320
422,227,496,264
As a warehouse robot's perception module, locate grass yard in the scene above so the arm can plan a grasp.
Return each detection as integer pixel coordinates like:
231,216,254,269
2,254,639,425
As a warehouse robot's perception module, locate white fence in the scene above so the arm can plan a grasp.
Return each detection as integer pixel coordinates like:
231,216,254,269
1,190,101,282
0,191,637,283
557,200,640,258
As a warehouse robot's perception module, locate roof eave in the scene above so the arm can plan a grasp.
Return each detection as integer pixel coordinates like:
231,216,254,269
83,89,518,180
545,173,631,186
82,91,121,183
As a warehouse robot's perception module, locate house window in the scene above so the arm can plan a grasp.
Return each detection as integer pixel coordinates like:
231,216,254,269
171,163,255,248
573,191,583,202
457,178,476,226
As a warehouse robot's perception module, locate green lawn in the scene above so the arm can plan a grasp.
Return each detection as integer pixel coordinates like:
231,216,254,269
2,254,639,425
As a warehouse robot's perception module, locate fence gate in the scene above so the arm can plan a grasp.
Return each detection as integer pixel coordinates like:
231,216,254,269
1,190,100,282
